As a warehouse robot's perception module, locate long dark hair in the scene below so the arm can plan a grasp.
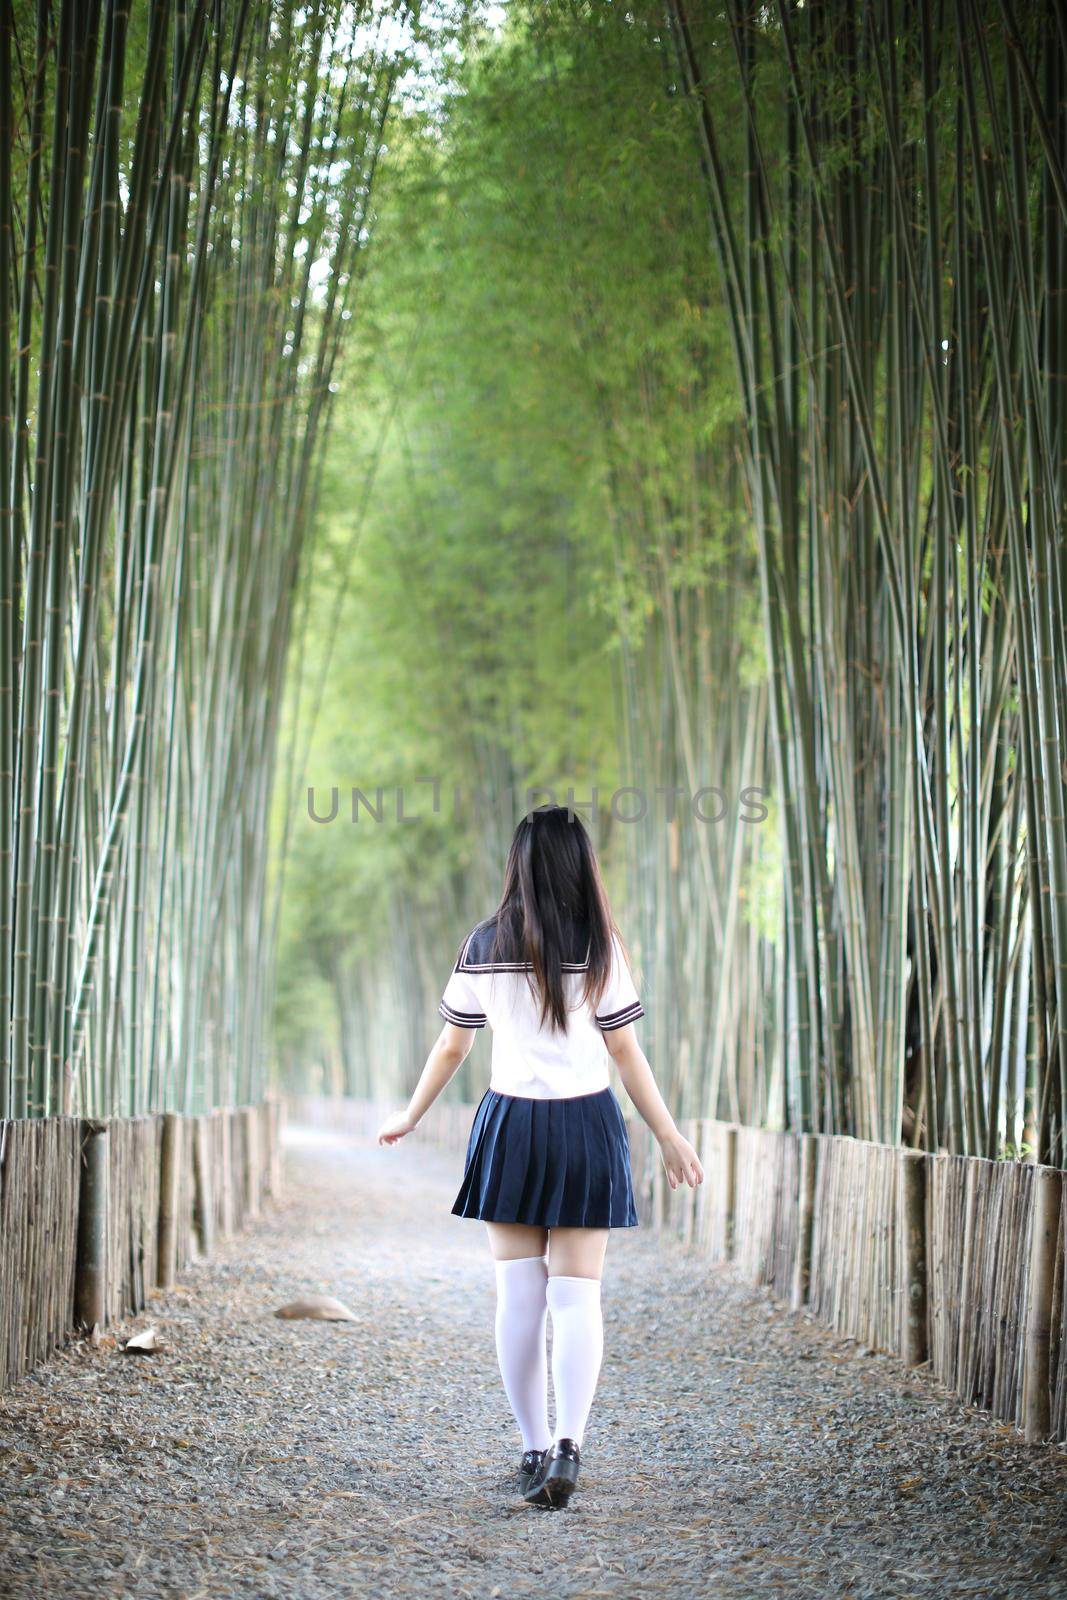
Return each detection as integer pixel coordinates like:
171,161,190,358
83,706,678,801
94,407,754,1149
488,804,621,1033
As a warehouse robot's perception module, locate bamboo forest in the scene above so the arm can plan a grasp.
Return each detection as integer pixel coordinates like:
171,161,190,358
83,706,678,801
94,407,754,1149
3,3,1067,1596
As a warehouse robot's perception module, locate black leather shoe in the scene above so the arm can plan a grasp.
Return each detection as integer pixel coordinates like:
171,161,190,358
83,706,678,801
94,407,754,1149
523,1438,580,1508
517,1448,547,1495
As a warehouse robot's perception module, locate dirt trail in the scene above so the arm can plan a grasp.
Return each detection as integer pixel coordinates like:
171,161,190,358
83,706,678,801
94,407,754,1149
1,1124,1064,1599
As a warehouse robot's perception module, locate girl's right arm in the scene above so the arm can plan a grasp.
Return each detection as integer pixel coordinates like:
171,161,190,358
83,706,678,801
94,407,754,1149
377,1023,476,1144
602,1024,704,1189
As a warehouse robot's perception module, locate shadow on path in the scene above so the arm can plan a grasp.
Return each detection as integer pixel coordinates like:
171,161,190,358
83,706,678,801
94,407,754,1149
1,1124,1065,1599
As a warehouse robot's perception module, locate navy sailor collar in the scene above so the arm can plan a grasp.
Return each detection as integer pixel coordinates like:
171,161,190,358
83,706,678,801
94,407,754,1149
458,916,591,973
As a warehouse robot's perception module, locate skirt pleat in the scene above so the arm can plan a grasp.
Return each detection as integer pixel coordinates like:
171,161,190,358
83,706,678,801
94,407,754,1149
451,1086,638,1229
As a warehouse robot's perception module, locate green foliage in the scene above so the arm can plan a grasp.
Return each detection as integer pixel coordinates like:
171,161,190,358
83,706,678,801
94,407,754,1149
273,0,759,1073
739,792,784,948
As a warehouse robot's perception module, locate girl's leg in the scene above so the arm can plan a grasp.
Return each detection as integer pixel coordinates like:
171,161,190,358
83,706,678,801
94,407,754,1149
546,1226,608,1280
545,1227,609,1446
485,1222,548,1262
485,1223,551,1453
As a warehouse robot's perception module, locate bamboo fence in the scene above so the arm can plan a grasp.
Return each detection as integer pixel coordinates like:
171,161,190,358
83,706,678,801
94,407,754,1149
1054,1182,1067,1442
808,1136,901,1354
732,1125,800,1302
0,1100,284,1393
0,1117,81,1394
305,1096,1067,1445
926,1155,1035,1428
106,1118,163,1328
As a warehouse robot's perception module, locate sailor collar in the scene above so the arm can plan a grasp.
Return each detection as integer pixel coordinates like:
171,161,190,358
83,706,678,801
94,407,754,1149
457,918,591,973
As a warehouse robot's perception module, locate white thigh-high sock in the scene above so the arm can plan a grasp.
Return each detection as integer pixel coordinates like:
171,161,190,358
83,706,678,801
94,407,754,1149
546,1274,604,1446
494,1256,551,1452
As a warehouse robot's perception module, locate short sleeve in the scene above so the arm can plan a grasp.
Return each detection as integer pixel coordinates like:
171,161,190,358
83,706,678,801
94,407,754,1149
438,935,487,1029
595,932,645,1031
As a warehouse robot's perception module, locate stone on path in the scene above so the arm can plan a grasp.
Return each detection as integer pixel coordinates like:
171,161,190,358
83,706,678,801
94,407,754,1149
273,1295,358,1322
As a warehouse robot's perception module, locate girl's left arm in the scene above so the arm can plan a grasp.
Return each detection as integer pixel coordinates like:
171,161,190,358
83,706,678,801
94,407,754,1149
603,1023,704,1189
377,1023,477,1144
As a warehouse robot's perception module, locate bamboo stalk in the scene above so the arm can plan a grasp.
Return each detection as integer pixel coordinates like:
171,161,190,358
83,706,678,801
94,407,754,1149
1024,1167,1063,1442
157,1112,182,1289
74,1120,109,1331
792,1132,816,1310
900,1149,929,1367
193,1114,215,1258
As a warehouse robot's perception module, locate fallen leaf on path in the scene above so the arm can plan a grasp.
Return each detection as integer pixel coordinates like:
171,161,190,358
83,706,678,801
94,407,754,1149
123,1328,163,1354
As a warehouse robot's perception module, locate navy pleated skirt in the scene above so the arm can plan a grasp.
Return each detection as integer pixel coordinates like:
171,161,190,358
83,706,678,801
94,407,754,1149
452,1085,639,1229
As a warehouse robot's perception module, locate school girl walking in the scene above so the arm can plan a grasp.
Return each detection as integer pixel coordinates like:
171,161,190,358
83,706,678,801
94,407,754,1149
377,804,704,1508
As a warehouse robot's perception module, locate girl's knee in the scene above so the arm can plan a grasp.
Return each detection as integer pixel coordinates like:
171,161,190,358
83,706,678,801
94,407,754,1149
546,1226,609,1281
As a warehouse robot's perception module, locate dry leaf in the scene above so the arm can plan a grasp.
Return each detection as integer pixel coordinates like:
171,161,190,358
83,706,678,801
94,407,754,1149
123,1327,163,1354
273,1295,357,1323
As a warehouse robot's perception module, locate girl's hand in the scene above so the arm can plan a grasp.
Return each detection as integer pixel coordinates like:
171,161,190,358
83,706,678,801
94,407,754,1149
377,1110,417,1145
659,1130,704,1189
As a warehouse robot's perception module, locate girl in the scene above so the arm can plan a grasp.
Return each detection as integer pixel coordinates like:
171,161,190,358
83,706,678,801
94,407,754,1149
377,804,703,1509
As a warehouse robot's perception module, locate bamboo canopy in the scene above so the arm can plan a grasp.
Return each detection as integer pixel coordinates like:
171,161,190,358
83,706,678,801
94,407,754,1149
5,0,1067,1180
276,0,1067,1175
662,0,1067,1163
0,0,410,1118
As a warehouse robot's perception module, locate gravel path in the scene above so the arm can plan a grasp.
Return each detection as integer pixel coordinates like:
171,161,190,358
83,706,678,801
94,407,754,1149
1,1123,1065,1600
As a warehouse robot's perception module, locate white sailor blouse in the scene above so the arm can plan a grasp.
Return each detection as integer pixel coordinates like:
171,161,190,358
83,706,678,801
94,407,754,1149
438,918,645,1099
